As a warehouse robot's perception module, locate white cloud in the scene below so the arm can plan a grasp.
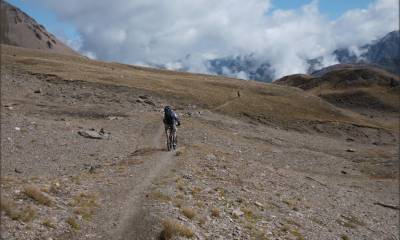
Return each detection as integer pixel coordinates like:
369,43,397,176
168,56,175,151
332,0,399,48
38,0,398,78
55,32,97,59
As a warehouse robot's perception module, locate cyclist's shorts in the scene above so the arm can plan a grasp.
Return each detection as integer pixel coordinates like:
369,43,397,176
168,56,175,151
164,123,177,134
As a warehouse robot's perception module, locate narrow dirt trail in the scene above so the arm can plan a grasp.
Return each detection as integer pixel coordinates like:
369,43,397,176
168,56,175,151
212,96,240,111
212,82,246,111
112,120,177,240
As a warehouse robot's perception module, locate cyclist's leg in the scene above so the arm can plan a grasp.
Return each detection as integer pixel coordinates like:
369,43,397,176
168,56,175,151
164,124,170,149
171,124,177,149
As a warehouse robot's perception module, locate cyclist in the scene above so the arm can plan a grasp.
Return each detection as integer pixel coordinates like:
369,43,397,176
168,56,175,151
163,106,181,150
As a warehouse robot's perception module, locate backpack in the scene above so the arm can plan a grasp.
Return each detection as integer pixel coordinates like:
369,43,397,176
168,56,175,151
164,106,175,125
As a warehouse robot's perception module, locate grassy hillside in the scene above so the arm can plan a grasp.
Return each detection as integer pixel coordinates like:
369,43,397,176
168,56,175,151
275,66,399,129
2,44,387,131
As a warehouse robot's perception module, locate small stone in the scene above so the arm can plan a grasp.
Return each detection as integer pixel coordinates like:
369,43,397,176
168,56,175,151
254,201,263,208
138,95,149,99
14,168,22,174
78,129,110,140
89,166,96,174
182,174,192,180
341,170,347,174
232,209,244,218
178,216,187,222
206,153,216,161
15,127,20,131
108,116,121,120
34,89,41,94
144,100,156,106
346,148,355,152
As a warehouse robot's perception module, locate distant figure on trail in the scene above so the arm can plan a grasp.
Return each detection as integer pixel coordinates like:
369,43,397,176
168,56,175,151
237,91,241,97
163,106,180,151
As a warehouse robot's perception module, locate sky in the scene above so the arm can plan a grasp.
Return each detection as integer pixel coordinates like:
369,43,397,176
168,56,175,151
7,0,399,78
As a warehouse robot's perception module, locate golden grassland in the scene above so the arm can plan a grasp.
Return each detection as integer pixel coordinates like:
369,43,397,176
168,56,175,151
1,44,391,131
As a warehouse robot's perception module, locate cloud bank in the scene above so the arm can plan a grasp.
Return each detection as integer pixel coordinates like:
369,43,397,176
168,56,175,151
38,0,398,78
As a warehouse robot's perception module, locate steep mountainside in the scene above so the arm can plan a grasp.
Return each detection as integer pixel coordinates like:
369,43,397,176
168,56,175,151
0,0,78,55
333,31,400,74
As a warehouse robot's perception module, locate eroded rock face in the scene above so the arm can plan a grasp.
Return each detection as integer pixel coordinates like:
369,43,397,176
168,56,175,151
0,0,78,55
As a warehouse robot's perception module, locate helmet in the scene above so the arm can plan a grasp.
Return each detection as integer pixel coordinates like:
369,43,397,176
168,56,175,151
164,106,171,112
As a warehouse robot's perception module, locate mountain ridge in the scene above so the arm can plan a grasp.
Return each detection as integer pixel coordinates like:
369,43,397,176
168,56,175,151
204,30,400,82
0,0,79,56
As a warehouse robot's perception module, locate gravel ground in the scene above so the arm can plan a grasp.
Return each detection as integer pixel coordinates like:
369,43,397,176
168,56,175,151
1,67,398,240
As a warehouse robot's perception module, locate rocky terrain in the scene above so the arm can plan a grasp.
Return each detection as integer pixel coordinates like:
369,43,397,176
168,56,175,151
1,43,399,240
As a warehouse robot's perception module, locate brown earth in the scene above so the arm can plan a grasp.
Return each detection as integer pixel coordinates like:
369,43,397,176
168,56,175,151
1,44,399,240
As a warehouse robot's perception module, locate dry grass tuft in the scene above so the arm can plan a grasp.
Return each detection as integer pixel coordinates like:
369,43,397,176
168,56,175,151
289,228,305,240
66,217,80,230
173,198,184,208
174,149,185,156
211,207,220,218
149,191,171,202
175,193,184,199
310,217,326,226
182,207,197,219
249,227,270,240
69,192,99,220
241,207,256,221
1,198,21,220
160,218,194,239
70,175,81,185
198,216,207,226
19,205,37,222
286,218,302,228
191,187,202,196
42,218,56,228
176,179,185,191
0,198,37,222
49,181,62,194
341,234,350,240
195,200,204,208
23,185,52,206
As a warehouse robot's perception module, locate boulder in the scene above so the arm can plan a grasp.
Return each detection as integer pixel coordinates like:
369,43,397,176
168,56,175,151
78,129,110,140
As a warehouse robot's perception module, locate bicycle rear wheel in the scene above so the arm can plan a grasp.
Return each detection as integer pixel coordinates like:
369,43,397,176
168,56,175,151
168,133,173,151
173,135,177,150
